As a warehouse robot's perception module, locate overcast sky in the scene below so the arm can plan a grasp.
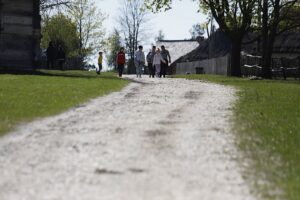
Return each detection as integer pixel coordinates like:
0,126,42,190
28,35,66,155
96,0,207,40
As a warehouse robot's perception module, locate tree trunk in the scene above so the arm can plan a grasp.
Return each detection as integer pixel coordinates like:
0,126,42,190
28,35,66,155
230,39,242,77
261,0,272,79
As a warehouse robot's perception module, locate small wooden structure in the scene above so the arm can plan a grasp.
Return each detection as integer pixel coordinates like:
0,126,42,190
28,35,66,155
0,0,41,70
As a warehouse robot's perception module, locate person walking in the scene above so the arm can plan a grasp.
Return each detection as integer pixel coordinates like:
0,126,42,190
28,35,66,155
160,45,171,78
153,48,165,78
146,46,156,78
56,45,66,70
46,41,55,69
134,46,145,78
97,52,103,75
116,47,126,77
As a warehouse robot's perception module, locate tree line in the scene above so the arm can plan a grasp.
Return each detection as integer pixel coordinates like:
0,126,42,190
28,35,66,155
40,0,150,71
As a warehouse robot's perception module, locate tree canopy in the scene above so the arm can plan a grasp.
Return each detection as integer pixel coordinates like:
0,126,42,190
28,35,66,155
41,13,80,57
105,29,122,69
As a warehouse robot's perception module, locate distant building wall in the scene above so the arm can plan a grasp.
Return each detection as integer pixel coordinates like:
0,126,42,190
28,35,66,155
176,55,230,75
0,0,41,70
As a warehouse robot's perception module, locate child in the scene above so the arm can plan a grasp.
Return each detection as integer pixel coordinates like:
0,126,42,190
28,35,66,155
153,48,165,77
116,47,126,77
97,52,103,75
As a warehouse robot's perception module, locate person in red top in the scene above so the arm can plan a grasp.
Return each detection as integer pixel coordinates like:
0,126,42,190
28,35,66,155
116,47,126,77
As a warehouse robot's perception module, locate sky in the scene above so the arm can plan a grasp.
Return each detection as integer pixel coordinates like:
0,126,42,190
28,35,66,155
93,0,207,69
96,0,207,40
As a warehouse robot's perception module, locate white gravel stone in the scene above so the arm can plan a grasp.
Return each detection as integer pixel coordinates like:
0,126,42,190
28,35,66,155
0,75,256,200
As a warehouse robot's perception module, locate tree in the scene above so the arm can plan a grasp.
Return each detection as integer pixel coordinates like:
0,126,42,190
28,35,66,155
118,0,149,74
189,23,205,39
41,14,81,67
40,0,70,15
106,29,122,70
40,0,70,10
259,0,300,79
67,0,106,63
155,29,165,41
145,0,257,77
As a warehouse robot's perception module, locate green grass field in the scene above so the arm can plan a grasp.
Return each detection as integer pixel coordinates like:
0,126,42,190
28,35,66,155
174,74,300,200
0,70,128,136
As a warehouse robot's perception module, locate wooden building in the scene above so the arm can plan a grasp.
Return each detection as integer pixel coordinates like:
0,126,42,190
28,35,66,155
0,0,41,70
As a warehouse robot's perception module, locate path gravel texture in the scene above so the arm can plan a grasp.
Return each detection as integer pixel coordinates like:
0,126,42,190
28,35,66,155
0,76,256,200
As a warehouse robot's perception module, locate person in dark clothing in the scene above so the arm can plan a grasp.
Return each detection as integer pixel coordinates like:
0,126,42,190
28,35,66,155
146,46,156,78
57,45,66,70
160,45,171,78
46,41,56,69
116,47,126,77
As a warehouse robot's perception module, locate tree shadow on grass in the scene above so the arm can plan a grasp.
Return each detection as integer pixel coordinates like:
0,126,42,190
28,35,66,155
0,69,122,81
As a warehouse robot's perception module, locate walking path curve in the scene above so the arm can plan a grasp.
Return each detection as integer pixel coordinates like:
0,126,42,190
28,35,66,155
0,76,256,200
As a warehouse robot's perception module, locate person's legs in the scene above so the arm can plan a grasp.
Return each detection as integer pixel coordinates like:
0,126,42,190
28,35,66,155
97,64,102,75
148,63,152,77
138,63,143,78
135,64,139,77
118,65,121,77
150,63,155,78
162,60,168,78
155,64,161,77
118,64,124,77
160,63,165,78
148,63,154,78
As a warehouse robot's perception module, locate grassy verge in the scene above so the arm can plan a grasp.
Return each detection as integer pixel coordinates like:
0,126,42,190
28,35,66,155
173,74,300,200
0,70,128,136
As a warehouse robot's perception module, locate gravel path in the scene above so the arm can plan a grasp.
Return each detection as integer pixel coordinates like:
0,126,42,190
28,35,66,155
0,76,256,200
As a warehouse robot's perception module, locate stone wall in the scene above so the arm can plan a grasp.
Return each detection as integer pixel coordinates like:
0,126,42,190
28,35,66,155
176,55,230,75
0,0,41,70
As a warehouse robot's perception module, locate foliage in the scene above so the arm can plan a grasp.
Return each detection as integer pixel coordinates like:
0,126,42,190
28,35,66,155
67,0,106,60
41,14,80,57
40,0,70,11
174,74,300,200
106,29,123,70
189,23,205,39
280,2,300,32
144,0,172,12
0,70,128,136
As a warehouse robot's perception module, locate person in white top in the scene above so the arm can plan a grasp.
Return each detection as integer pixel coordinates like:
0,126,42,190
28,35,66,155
134,45,145,78
152,48,166,78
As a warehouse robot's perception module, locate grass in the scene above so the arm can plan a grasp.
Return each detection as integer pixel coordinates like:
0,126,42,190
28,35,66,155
0,70,128,136
173,74,300,200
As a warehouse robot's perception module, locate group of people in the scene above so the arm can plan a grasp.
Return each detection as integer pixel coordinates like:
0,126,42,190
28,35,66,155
98,45,171,78
133,45,171,78
46,41,66,70
146,45,171,78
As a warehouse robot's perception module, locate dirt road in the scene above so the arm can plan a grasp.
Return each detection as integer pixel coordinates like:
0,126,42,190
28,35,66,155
0,76,255,200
